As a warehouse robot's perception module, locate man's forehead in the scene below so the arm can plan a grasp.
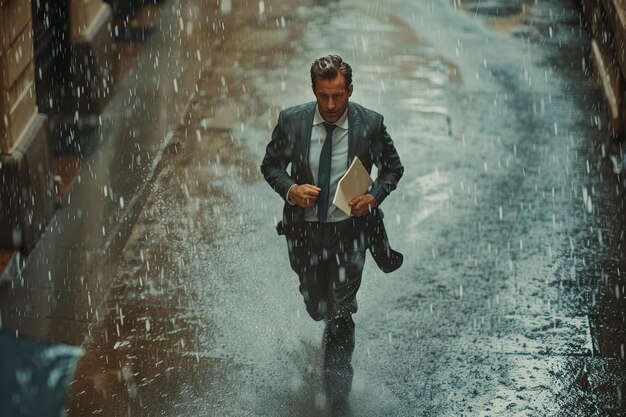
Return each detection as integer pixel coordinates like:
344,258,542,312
314,76,348,93
316,87,346,94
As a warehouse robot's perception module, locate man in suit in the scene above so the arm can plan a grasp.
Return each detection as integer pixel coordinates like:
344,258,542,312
261,55,403,409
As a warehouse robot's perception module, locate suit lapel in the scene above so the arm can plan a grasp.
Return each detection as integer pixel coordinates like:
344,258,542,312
348,102,360,166
300,102,315,184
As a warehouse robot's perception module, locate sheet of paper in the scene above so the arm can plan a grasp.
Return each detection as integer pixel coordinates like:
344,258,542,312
332,156,374,216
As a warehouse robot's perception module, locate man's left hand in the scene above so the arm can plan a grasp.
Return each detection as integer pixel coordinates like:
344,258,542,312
349,194,377,217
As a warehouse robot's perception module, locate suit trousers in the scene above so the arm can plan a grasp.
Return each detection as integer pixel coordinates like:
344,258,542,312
298,219,366,401
298,219,366,321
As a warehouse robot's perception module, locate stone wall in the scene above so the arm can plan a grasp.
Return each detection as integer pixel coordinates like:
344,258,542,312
1,0,37,153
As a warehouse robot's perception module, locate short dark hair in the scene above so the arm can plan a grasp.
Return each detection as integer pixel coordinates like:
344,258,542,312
310,55,352,89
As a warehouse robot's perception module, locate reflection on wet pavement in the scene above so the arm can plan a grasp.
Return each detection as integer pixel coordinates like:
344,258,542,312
67,0,626,414
65,0,305,415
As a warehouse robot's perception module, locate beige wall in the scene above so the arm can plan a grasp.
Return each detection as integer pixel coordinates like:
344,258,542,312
1,0,112,152
1,0,36,153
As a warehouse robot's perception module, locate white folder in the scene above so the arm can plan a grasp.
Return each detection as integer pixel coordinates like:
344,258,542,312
332,156,374,216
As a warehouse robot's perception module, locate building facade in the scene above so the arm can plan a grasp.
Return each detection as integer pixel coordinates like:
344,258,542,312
0,0,117,252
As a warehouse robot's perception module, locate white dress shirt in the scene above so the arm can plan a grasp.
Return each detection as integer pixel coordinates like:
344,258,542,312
286,105,351,223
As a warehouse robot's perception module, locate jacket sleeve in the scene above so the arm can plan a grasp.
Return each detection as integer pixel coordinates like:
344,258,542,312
260,111,296,200
369,116,404,205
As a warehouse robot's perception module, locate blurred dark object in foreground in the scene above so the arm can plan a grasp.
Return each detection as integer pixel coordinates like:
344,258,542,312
0,329,83,417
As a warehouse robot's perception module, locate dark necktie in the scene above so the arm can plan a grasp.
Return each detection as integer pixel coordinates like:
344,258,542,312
317,122,336,222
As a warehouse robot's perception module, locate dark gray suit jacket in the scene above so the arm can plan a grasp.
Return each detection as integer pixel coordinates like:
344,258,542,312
261,101,404,273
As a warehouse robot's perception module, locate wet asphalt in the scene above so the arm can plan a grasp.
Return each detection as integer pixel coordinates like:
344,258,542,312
2,0,626,416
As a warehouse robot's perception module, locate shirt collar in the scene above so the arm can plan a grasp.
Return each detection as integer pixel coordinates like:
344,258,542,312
313,104,349,130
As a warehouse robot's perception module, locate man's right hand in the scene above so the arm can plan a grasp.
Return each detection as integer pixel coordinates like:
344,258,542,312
289,184,321,208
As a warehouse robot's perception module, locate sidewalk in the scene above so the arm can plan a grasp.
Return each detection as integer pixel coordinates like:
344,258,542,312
0,0,222,344
1,0,312,415
0,4,163,282
65,1,311,415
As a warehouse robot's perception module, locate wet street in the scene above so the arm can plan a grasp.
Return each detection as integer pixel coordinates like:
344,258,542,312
2,0,626,415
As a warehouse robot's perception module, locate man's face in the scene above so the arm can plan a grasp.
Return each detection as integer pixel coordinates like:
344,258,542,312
312,74,353,124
